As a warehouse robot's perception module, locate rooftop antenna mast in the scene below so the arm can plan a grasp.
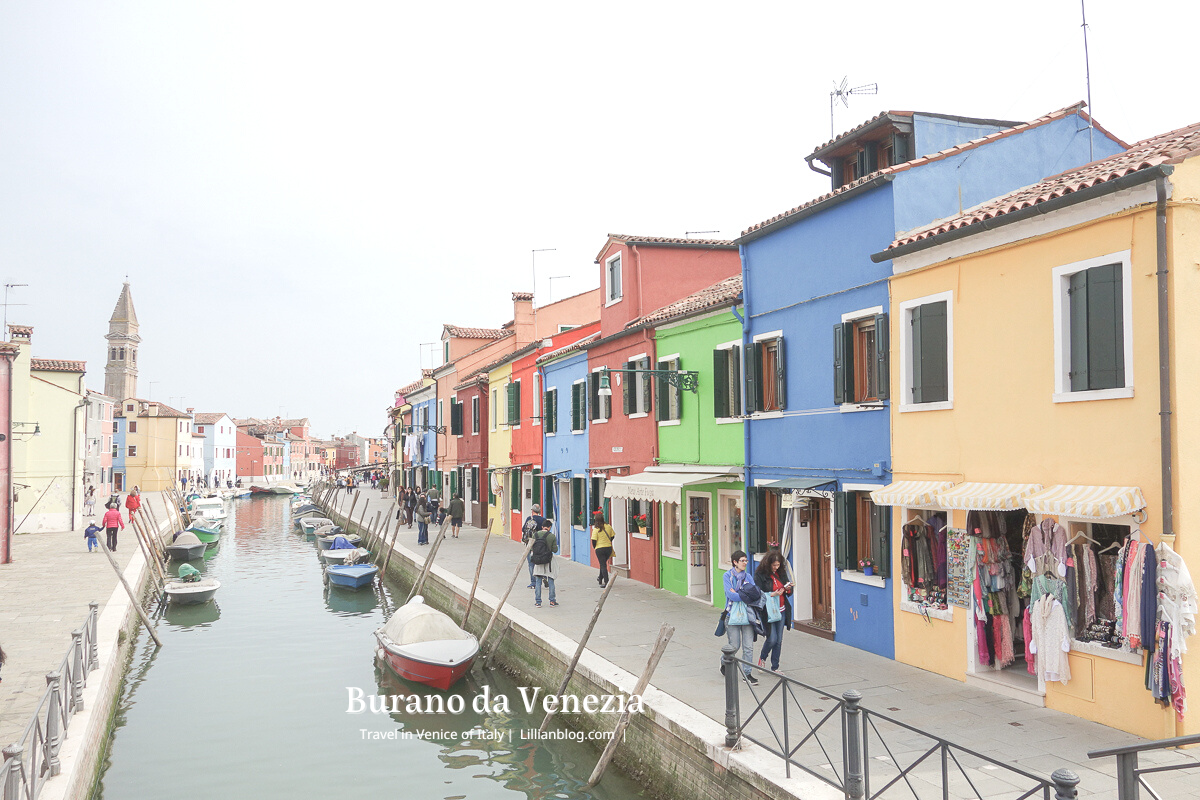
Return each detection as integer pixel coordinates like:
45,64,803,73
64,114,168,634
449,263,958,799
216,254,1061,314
2,283,28,340
830,77,878,139
1080,0,1095,161
684,230,720,238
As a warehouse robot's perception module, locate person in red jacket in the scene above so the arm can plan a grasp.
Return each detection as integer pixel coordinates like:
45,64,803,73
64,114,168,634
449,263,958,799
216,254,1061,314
124,487,141,522
101,505,125,551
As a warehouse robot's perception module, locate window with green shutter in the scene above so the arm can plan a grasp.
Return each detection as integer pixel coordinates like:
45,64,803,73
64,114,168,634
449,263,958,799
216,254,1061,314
571,478,584,527
834,316,886,404
714,347,743,418
532,469,541,507
1068,263,1125,392
450,399,463,436
910,301,948,404
745,486,767,554
471,466,479,502
832,491,890,577
505,381,521,426
655,357,682,421
510,471,520,510
571,382,586,432
543,388,556,434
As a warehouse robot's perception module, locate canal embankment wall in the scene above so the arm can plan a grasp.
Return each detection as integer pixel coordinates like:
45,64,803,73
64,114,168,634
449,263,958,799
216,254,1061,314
320,492,837,800
39,497,174,800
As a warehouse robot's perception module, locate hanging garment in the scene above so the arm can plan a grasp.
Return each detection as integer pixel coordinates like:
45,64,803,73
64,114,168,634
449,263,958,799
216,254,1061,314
1157,544,1198,652
928,515,948,586
1139,544,1158,657
1023,606,1037,676
1025,518,1068,578
1123,540,1146,649
1030,595,1072,684
1097,553,1118,621
993,613,1015,669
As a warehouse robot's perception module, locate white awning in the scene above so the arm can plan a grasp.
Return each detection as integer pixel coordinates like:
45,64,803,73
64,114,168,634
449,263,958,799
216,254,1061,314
1023,485,1147,519
603,471,738,506
869,480,954,508
934,482,1043,511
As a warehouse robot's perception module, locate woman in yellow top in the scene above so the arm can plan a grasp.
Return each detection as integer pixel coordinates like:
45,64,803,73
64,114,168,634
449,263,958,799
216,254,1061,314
590,511,615,588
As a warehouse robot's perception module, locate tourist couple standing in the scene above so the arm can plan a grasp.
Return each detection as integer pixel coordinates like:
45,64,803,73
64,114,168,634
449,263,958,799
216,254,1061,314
720,549,794,684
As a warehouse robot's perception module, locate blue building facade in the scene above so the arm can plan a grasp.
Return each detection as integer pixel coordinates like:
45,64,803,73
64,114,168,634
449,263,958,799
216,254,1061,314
738,106,1124,658
112,417,127,493
539,348,593,565
406,384,438,489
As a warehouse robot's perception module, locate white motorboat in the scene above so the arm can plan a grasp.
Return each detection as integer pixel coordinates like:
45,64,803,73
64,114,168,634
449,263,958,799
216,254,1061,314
374,596,478,691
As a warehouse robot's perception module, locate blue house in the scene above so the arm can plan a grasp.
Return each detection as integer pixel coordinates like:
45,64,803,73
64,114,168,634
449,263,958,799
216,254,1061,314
538,333,598,565
736,104,1125,658
405,382,438,490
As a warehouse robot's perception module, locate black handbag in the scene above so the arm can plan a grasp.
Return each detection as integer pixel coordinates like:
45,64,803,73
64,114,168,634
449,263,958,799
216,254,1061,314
714,610,728,637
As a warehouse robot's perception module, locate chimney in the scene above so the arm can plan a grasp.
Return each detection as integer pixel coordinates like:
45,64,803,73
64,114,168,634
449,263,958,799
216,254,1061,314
512,291,534,345
186,407,194,415
8,325,31,344
146,403,158,417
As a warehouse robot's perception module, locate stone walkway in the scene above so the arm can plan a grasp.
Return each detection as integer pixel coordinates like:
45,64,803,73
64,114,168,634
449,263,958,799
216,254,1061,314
0,493,175,747
328,487,1200,799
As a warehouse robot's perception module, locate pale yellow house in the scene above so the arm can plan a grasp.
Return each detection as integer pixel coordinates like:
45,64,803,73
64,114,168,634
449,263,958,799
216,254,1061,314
8,326,88,534
873,123,1200,738
487,362,514,538
120,399,194,492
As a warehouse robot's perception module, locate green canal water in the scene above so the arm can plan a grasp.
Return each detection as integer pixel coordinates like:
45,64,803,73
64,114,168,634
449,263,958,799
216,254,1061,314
94,496,648,800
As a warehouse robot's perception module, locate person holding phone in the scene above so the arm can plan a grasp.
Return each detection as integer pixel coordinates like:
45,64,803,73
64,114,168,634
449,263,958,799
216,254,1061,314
754,549,794,672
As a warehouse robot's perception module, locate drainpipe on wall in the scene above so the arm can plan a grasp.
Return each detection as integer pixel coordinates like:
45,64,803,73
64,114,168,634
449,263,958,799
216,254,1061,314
0,350,13,563
1155,175,1175,542
631,244,644,320
738,245,752,499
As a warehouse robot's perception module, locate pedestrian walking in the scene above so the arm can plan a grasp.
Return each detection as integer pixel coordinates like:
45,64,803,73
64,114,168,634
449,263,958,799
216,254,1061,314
101,504,125,552
83,485,96,517
0,644,6,684
448,493,465,538
521,504,546,588
414,491,431,545
531,518,558,608
404,489,417,529
84,521,101,552
721,550,762,684
124,487,141,522
753,549,793,672
590,511,616,588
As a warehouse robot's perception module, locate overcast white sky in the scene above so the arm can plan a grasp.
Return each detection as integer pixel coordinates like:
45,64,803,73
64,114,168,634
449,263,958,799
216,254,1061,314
2,1,1195,438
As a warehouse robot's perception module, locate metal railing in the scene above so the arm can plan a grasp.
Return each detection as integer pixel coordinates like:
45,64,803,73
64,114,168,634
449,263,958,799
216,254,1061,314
1088,733,1200,800
720,644,1082,800
1,603,100,800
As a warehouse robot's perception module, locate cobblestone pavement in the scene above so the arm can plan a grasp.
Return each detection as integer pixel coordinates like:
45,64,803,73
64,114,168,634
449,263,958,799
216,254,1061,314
0,493,175,747
328,487,1200,799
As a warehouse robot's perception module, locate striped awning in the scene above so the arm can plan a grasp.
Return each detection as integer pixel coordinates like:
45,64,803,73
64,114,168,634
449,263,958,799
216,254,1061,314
1023,485,1147,519
869,481,954,508
934,482,1043,511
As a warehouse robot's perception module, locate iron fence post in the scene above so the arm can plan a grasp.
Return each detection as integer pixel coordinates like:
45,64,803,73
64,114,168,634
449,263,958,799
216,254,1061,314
88,602,99,671
722,644,739,748
44,672,62,776
843,690,864,800
2,744,22,800
1114,753,1139,800
1052,768,1080,800
71,629,85,711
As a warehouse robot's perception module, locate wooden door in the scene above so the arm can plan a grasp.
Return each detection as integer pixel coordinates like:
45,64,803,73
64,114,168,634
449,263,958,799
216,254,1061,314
809,499,832,624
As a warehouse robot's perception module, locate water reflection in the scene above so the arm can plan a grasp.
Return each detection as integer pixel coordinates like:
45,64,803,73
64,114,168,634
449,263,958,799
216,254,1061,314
162,601,221,628
324,582,381,616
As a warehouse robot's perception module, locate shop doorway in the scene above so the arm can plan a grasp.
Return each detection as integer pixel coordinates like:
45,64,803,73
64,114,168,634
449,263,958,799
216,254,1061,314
968,509,1038,695
717,490,741,572
796,498,833,638
114,472,124,492
686,493,712,602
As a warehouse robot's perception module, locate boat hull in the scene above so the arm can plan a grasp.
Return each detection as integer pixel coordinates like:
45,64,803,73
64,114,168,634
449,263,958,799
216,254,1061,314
187,526,221,544
376,641,476,691
165,542,207,560
164,579,220,605
325,565,378,589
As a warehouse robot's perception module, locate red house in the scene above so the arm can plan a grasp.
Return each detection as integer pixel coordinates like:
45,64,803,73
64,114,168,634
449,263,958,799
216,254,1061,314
236,430,264,482
450,373,489,528
585,235,740,587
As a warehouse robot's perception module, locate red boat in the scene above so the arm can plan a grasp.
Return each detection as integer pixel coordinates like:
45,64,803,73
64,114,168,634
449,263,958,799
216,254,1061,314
374,597,479,691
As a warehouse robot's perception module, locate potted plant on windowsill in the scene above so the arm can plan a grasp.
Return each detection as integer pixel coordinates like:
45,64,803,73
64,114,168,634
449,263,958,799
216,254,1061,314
858,558,875,577
633,513,649,536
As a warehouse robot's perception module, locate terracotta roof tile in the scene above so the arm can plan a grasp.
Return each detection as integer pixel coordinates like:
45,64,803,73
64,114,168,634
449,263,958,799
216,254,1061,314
137,401,191,419
192,412,229,425
741,103,1108,241
627,276,742,328
536,333,600,365
30,358,86,372
512,291,534,301
807,110,914,157
887,120,1200,251
610,233,737,248
395,378,426,396
8,325,32,336
443,324,509,340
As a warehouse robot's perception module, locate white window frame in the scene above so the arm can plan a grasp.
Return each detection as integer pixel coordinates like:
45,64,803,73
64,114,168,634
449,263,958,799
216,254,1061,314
749,329,785,419
571,379,587,434
627,352,650,418
898,290,954,413
471,396,480,435
714,339,743,423
490,389,498,431
591,365,610,423
661,501,682,556
507,379,521,429
605,253,623,306
531,372,541,426
837,308,886,411
1051,250,1134,403
656,352,682,426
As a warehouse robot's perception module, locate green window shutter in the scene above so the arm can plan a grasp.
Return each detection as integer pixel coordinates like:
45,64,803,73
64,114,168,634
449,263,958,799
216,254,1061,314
640,358,652,414
622,361,633,415
745,341,759,413
550,389,558,433
713,349,729,418
451,400,462,435
511,472,520,510
1069,270,1090,392
865,142,879,173
654,368,667,421
571,478,583,527
833,324,848,405
833,491,853,570
855,149,868,179
911,305,925,403
748,488,767,553
570,384,580,430
745,486,759,553
829,157,845,189
472,397,480,432
891,133,908,164
914,302,948,403
1086,263,1125,390
870,501,890,578
471,467,479,501
488,474,495,506
729,346,742,416
671,358,683,420
514,381,522,425
773,338,787,410
588,372,598,421
532,469,541,506
873,314,889,401
449,469,458,498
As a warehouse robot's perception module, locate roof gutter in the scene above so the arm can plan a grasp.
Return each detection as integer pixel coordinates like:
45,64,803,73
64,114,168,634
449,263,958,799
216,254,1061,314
872,164,1175,263
738,173,894,245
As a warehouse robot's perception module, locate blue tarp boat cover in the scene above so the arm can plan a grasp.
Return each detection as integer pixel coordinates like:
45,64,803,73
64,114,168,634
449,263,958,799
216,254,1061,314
330,535,355,550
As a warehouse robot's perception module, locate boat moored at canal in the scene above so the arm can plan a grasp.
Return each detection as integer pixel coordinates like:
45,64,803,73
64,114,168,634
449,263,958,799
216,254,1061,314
325,564,379,590
164,531,207,561
374,596,478,691
163,578,221,605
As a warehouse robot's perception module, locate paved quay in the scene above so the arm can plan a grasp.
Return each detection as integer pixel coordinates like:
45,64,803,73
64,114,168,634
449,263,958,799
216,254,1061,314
329,487,1200,799
0,493,174,748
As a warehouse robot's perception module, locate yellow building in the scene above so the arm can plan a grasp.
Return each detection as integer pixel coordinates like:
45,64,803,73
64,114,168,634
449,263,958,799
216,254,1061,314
487,362,514,538
119,399,194,492
7,326,88,534
872,124,1200,738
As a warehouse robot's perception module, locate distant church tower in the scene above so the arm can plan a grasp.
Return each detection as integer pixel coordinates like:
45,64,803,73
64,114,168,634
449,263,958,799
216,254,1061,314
104,282,140,400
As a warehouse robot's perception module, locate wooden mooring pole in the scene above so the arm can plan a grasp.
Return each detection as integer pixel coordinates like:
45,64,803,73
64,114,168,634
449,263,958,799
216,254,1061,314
460,527,496,627
539,576,618,732
476,539,535,656
407,516,451,602
99,541,162,648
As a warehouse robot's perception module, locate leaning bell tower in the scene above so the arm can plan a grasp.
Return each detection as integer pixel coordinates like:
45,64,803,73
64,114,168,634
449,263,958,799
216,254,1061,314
104,282,140,401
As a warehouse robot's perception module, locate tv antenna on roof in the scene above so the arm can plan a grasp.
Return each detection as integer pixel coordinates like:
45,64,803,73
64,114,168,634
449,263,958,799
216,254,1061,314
830,77,878,138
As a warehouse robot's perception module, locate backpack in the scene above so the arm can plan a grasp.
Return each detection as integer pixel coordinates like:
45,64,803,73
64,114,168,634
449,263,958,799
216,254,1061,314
530,531,553,565
521,516,540,543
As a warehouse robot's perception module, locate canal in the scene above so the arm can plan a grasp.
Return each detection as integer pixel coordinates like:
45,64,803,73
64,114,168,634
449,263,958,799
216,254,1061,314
94,496,647,799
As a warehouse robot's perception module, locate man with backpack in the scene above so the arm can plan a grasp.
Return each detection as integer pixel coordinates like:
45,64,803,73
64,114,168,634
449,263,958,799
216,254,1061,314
530,518,558,608
521,504,546,588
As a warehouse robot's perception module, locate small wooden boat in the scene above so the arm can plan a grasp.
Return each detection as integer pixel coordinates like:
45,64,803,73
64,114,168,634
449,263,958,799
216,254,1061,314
321,546,370,565
325,564,378,590
374,597,479,691
295,515,330,532
190,497,227,522
164,578,220,605
186,523,222,544
164,531,207,561
317,532,362,551
292,504,320,519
